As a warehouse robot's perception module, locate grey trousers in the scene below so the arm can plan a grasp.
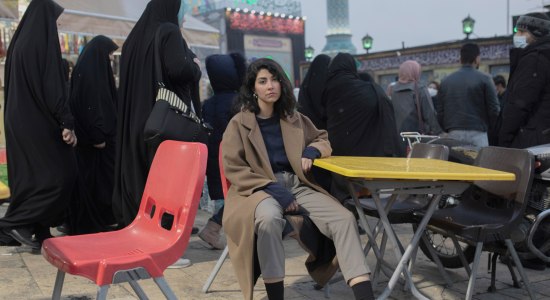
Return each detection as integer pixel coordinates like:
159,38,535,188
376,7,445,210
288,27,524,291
448,129,488,147
254,171,370,282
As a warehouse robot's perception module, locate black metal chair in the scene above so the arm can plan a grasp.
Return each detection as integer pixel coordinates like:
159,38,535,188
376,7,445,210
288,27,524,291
347,143,452,286
415,146,536,300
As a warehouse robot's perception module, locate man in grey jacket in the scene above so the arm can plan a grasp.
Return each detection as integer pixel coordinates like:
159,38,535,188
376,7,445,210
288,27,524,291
436,43,500,147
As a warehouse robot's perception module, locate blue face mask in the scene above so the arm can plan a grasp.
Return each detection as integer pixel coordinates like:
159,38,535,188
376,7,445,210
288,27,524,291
177,3,185,27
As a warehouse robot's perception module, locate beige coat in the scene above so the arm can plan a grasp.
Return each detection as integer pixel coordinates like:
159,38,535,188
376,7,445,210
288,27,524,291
221,111,334,300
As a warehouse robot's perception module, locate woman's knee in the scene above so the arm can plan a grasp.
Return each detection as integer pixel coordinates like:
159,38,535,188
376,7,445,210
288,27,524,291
255,199,285,232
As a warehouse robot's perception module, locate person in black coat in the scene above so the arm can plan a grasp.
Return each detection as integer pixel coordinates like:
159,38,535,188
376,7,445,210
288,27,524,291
324,53,404,201
499,12,550,148
112,0,202,228
0,0,78,249
198,53,246,250
67,35,118,234
298,54,331,130
297,54,333,191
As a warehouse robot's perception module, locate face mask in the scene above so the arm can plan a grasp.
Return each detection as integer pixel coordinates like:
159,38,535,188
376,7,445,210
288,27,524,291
177,4,185,27
513,35,528,48
428,87,438,97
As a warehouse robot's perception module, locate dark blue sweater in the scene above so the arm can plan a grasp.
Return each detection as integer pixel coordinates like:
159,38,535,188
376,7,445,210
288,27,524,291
256,115,320,209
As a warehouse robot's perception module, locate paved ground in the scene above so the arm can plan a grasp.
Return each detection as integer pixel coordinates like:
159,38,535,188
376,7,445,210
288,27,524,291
1,202,550,300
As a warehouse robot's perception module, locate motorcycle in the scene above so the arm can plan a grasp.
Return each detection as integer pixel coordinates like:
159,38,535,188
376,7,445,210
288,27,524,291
400,132,550,269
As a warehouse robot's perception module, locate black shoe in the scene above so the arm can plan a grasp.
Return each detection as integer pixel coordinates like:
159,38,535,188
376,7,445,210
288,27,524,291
191,227,199,235
3,227,40,249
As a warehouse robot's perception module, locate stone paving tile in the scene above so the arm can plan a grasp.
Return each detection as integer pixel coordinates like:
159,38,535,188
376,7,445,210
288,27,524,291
2,204,550,299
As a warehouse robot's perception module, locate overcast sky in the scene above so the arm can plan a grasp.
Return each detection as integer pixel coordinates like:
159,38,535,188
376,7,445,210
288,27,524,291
301,0,549,54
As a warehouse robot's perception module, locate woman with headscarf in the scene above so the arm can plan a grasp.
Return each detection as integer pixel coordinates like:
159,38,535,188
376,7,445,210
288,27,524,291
391,60,442,136
324,53,404,201
112,0,202,228
67,35,118,234
0,0,77,249
297,54,332,191
298,54,331,130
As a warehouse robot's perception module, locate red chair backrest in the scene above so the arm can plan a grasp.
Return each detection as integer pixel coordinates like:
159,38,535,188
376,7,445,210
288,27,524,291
130,141,207,252
218,144,231,198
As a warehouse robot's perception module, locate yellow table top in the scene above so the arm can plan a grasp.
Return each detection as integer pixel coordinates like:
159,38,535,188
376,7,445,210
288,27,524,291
313,156,515,181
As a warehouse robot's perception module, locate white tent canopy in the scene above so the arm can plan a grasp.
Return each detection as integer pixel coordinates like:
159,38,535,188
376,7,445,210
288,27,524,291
0,0,17,20
55,0,219,48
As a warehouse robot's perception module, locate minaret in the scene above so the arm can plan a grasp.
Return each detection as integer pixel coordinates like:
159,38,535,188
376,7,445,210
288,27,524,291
322,0,356,55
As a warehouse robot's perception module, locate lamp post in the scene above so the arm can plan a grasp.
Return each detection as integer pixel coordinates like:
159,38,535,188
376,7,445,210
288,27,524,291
362,34,373,54
462,14,475,39
304,45,314,62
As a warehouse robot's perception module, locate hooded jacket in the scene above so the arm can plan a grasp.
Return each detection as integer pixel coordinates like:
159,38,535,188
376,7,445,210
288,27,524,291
202,53,245,199
498,37,550,148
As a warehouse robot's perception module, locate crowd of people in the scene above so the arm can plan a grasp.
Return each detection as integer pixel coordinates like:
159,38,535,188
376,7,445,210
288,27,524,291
2,0,550,299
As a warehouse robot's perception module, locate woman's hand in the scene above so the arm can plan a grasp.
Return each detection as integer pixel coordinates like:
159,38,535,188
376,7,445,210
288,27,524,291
301,158,313,173
62,129,77,147
285,200,299,214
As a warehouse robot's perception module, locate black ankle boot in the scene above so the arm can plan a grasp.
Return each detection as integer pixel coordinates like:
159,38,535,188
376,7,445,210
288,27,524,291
265,281,284,300
352,280,374,300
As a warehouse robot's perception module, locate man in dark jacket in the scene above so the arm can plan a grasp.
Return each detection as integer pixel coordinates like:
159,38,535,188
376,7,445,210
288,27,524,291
498,13,550,148
437,43,500,147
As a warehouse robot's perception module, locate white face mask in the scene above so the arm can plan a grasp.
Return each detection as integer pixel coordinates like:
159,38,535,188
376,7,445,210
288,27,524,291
513,35,528,48
428,87,438,97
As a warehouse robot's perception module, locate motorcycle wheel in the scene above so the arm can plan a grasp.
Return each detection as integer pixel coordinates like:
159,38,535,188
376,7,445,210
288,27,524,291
412,223,476,269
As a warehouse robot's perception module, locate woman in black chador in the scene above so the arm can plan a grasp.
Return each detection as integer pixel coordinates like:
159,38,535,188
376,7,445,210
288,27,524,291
67,35,118,234
324,53,404,200
112,0,202,228
298,54,331,130
297,54,332,191
0,0,78,249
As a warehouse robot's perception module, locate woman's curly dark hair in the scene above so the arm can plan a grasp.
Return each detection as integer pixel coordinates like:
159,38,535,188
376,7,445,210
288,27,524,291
237,58,296,117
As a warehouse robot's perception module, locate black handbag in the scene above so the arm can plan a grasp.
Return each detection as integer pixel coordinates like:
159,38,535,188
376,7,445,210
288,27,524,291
143,25,211,147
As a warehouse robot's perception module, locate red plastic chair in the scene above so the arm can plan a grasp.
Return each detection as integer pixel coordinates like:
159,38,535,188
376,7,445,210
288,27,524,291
42,141,207,300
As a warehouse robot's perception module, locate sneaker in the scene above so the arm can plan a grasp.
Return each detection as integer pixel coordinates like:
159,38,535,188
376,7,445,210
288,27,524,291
167,258,192,269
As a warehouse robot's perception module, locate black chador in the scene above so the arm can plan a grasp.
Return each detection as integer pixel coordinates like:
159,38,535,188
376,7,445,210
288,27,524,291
0,0,77,247
324,53,404,200
298,54,331,130
112,0,201,228
67,36,118,234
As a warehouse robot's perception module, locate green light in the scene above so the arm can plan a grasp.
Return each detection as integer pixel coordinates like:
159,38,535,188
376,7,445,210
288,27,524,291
362,34,373,52
462,15,475,36
265,55,273,59
514,26,518,33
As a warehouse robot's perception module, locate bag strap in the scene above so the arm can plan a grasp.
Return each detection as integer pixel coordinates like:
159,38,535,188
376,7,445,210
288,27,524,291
153,25,195,117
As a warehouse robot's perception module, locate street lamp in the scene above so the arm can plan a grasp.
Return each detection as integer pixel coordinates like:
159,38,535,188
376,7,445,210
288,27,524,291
362,34,373,54
304,45,314,61
462,14,475,39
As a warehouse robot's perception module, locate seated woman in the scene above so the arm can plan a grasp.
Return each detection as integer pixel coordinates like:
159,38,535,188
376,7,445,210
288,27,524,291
221,58,374,300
